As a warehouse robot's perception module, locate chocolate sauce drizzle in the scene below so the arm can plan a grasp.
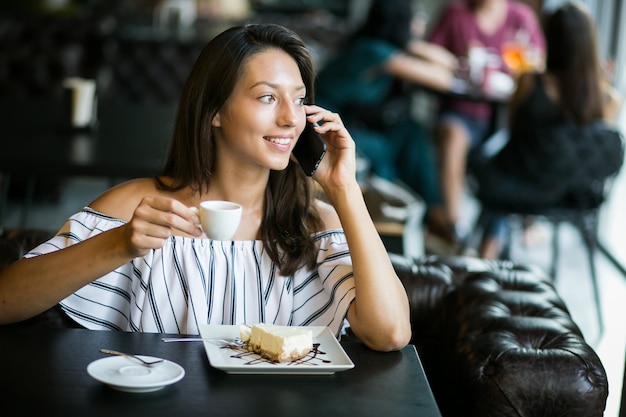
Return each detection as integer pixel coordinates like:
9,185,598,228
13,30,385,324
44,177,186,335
222,343,331,366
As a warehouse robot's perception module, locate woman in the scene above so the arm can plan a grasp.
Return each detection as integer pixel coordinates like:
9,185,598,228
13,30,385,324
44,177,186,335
315,0,459,251
474,1,623,258
0,24,411,351
427,0,545,247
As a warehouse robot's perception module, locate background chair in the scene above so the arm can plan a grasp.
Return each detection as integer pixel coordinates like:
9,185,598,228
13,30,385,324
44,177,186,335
469,121,625,338
472,181,626,338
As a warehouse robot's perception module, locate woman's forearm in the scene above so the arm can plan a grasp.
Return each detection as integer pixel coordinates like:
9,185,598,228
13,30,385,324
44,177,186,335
0,226,133,324
407,39,459,70
324,182,411,351
385,53,455,92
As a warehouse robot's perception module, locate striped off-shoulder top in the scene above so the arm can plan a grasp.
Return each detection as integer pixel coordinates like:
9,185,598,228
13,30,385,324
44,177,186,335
25,207,356,337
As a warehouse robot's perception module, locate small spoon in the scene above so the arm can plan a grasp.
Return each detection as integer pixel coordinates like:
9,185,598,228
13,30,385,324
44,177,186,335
100,349,164,366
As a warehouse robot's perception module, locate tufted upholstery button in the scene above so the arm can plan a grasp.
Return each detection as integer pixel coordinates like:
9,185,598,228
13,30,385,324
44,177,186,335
481,362,497,377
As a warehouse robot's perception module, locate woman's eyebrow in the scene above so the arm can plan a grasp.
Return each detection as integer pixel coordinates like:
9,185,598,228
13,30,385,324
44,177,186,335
250,81,306,92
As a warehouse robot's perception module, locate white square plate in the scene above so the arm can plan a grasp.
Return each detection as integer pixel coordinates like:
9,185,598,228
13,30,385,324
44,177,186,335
199,324,354,375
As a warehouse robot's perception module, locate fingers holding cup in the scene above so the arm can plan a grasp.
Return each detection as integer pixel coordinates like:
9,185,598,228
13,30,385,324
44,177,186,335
191,200,243,240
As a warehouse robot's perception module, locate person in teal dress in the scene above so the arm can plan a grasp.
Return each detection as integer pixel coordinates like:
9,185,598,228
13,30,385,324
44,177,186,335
316,0,459,248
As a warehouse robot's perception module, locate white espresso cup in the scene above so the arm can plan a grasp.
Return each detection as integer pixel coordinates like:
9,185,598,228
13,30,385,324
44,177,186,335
192,200,242,240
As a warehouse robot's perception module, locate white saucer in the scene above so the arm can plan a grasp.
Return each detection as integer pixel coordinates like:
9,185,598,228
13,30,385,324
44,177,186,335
87,355,185,393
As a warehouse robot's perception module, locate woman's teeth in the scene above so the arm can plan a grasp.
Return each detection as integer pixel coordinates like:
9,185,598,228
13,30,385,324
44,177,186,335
267,137,290,145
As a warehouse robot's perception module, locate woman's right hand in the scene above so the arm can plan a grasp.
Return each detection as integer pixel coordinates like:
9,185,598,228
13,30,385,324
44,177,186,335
121,196,202,258
0,187,201,325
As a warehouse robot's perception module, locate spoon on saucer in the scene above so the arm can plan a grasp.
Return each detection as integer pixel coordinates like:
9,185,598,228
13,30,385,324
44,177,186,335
100,349,164,366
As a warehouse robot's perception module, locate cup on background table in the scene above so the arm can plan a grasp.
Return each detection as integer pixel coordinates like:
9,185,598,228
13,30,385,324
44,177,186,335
500,28,543,77
468,46,489,86
63,77,98,129
192,200,242,240
501,41,530,76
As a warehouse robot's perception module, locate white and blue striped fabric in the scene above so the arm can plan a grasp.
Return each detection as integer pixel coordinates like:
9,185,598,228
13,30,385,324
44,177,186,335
25,208,356,337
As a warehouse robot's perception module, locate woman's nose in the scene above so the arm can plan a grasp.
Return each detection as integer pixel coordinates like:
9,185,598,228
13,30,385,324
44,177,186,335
277,101,299,127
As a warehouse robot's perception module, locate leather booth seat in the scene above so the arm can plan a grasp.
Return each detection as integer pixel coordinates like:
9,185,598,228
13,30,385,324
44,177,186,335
0,229,608,416
399,255,608,417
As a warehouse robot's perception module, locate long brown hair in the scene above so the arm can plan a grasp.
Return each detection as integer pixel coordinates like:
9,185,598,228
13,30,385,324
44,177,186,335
355,0,413,49
544,2,603,123
156,24,323,276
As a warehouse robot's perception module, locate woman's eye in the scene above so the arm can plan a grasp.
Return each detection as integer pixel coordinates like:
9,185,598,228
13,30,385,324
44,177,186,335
259,95,275,104
295,97,306,106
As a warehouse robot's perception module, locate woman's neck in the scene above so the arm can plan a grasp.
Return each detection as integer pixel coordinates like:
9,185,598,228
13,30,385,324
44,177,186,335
474,0,507,36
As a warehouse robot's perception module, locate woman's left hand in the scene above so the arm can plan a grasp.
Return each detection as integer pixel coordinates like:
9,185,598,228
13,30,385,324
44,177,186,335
303,105,357,191
303,105,412,352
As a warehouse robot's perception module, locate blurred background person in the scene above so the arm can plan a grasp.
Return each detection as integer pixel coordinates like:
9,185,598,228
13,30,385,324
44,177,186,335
472,0,623,258
315,0,460,253
426,0,545,249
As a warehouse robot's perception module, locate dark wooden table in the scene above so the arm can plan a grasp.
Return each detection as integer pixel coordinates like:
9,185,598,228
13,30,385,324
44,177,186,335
0,326,441,417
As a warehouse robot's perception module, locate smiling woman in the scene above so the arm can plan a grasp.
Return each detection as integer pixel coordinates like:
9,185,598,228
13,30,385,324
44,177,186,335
0,23,411,352
210,47,308,176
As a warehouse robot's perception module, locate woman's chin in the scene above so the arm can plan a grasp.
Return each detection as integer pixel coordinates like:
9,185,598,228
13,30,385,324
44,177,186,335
268,159,292,172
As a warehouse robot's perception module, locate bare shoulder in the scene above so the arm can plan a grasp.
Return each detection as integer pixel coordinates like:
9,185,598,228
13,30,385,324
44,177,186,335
509,71,538,119
313,199,342,231
516,71,538,99
601,80,623,122
89,178,162,221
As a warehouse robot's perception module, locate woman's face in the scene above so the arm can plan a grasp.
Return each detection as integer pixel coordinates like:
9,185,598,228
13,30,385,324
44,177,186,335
211,48,307,174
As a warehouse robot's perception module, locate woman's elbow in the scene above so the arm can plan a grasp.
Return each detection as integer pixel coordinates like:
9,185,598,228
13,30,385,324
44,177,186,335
359,322,412,352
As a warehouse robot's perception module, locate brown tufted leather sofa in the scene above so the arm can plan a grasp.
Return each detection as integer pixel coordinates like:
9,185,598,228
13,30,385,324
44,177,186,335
0,229,608,416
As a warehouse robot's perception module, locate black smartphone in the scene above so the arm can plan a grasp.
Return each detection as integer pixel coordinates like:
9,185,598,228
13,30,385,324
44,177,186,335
293,122,327,176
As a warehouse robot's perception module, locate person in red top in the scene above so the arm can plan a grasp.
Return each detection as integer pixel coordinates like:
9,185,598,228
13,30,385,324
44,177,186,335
426,0,545,248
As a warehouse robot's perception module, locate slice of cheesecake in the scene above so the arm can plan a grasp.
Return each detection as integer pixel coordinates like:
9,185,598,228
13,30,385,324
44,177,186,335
239,324,313,363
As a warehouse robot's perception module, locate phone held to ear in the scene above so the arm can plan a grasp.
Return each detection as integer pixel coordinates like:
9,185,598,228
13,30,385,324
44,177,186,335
293,123,326,176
